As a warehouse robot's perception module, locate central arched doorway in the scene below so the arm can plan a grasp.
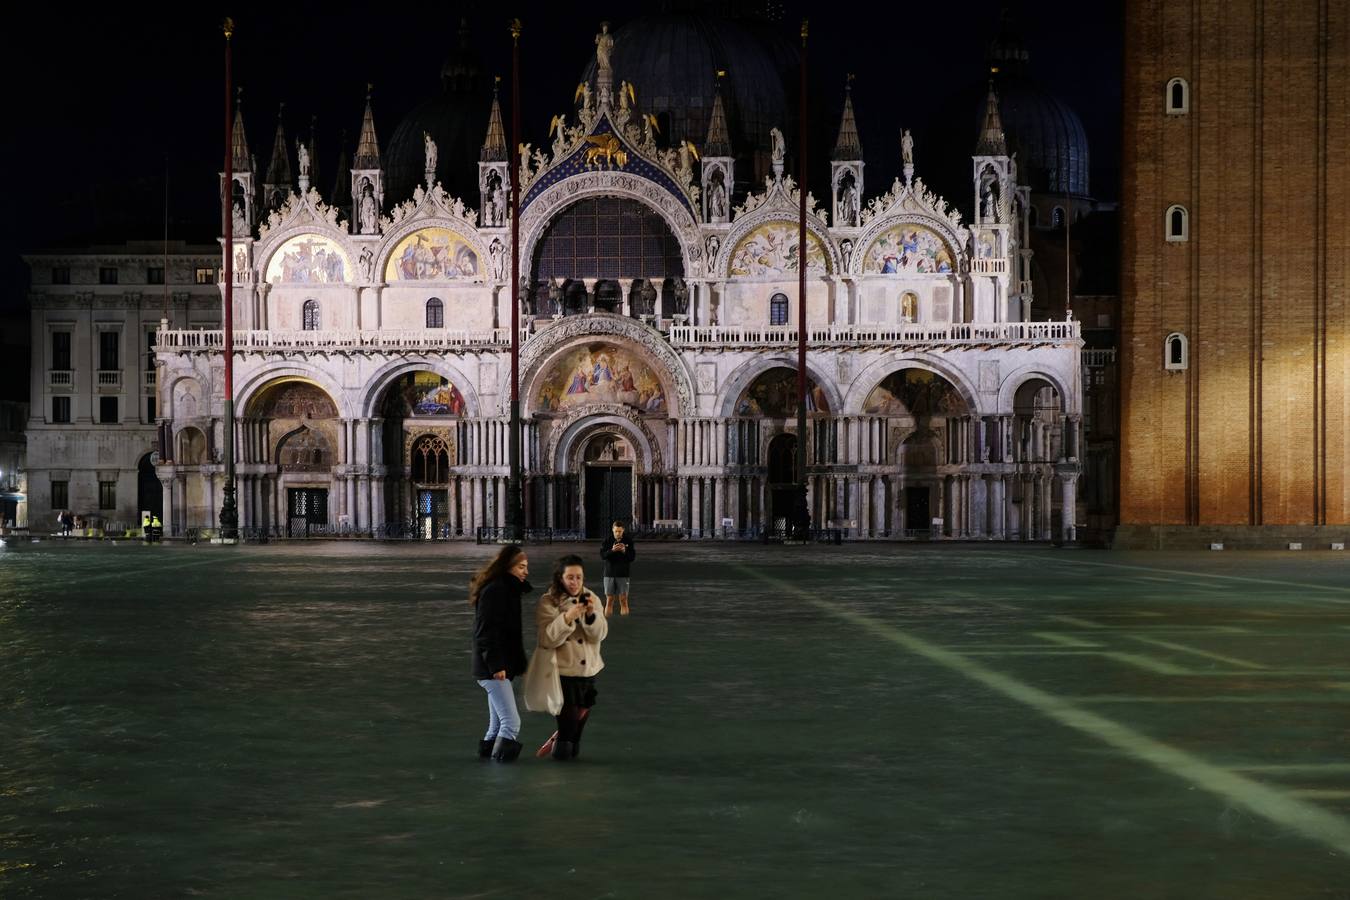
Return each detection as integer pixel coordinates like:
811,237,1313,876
766,433,798,531
378,370,468,539
136,452,161,522
582,433,635,538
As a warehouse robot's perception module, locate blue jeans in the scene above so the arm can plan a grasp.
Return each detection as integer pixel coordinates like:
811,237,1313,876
477,678,521,741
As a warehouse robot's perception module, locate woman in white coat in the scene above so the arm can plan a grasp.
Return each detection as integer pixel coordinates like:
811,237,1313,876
531,554,607,760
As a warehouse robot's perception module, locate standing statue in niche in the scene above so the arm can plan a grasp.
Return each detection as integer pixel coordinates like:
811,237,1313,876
839,179,859,226
770,127,785,166
639,279,657,315
707,175,727,220
706,235,720,266
357,247,373,282
488,239,506,282
840,239,853,273
231,201,248,236
423,132,438,177
358,181,378,234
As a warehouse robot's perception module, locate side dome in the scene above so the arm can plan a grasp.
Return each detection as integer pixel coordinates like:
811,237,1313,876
991,76,1091,197
384,21,492,206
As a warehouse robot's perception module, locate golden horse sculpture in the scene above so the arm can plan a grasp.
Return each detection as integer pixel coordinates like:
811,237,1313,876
583,134,628,170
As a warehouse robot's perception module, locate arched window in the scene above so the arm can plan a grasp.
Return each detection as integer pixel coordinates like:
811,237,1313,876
1164,332,1189,371
900,292,918,323
1166,77,1190,115
769,293,789,326
302,299,320,330
1166,205,1189,242
1051,206,1065,228
425,297,444,328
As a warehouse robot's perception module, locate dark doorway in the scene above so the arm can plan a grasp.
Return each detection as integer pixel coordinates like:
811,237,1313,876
584,466,632,538
417,489,449,540
767,433,797,530
905,486,930,532
287,488,328,537
136,453,162,521
594,279,621,313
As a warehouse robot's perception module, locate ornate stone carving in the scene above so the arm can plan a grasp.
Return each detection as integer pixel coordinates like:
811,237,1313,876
545,402,664,475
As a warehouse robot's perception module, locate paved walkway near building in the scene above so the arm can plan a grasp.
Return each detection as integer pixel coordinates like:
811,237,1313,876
2,542,1348,897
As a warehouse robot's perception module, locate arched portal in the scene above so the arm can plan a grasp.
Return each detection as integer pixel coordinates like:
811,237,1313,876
137,452,161,522
377,370,467,539
582,432,636,539
766,433,798,531
246,379,341,536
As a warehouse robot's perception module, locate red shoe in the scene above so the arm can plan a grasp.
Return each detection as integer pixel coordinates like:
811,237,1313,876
536,731,559,758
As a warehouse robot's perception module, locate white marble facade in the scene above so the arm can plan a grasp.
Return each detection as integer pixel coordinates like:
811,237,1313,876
36,60,1082,541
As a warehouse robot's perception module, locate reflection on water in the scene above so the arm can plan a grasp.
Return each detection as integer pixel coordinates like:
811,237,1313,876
2,542,1348,896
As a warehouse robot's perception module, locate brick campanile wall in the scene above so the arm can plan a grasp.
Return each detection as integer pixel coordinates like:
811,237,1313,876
1121,0,1349,532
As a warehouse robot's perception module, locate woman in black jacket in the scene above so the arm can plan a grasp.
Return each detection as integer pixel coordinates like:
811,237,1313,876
469,544,532,762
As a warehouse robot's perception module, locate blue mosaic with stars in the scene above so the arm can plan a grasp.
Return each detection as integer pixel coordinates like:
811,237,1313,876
520,115,696,220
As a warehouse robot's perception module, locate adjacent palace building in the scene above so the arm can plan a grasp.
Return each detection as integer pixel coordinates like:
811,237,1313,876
26,19,1084,541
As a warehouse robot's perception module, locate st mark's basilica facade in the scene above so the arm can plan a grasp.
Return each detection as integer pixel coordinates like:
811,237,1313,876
36,23,1084,542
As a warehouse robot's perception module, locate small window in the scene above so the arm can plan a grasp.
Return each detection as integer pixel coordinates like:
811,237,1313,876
146,396,157,422
1166,205,1189,242
147,267,165,284
99,331,119,370
51,480,68,509
900,292,918,322
99,266,119,285
51,266,70,284
195,267,215,284
99,481,117,510
1051,207,1065,228
51,331,72,370
100,397,119,424
769,293,789,326
52,396,71,424
1166,77,1189,115
1164,332,1189,371
426,297,445,329
302,299,320,331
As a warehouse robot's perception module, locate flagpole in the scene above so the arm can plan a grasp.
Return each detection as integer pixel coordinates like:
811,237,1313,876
506,18,524,541
219,17,239,541
793,18,811,540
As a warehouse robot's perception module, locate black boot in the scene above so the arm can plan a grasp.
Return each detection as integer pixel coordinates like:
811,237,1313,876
551,739,575,760
572,709,592,759
491,737,523,762
478,739,495,759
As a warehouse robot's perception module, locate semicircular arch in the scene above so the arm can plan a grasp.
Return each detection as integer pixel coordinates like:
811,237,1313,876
995,365,1076,416
715,356,845,419
519,313,694,417
844,354,982,416
519,176,701,281
357,357,483,419
236,364,350,420
378,219,489,284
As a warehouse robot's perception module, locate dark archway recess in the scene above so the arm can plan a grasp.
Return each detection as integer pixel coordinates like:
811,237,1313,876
766,432,799,530
137,453,162,519
532,197,684,284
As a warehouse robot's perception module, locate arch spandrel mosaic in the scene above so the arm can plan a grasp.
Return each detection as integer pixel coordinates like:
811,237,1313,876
266,235,350,284
861,224,954,275
728,222,829,277
385,228,480,282
536,343,667,415
737,368,831,417
864,370,967,417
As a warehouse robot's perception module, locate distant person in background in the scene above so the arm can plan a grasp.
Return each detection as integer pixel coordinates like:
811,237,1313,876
600,520,636,616
468,544,533,762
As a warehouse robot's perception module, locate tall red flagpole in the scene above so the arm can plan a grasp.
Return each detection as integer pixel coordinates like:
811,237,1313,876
506,18,524,540
793,19,810,539
220,17,239,540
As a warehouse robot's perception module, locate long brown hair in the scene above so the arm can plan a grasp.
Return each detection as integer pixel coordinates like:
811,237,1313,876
468,544,524,605
548,553,586,597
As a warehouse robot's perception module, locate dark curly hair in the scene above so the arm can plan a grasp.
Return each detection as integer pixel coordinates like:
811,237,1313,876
549,553,586,596
468,544,524,605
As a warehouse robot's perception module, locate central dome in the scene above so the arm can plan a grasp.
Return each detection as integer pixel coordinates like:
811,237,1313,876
991,76,1091,197
581,13,798,186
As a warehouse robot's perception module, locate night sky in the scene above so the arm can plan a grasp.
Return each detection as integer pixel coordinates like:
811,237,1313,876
2,1,1120,270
